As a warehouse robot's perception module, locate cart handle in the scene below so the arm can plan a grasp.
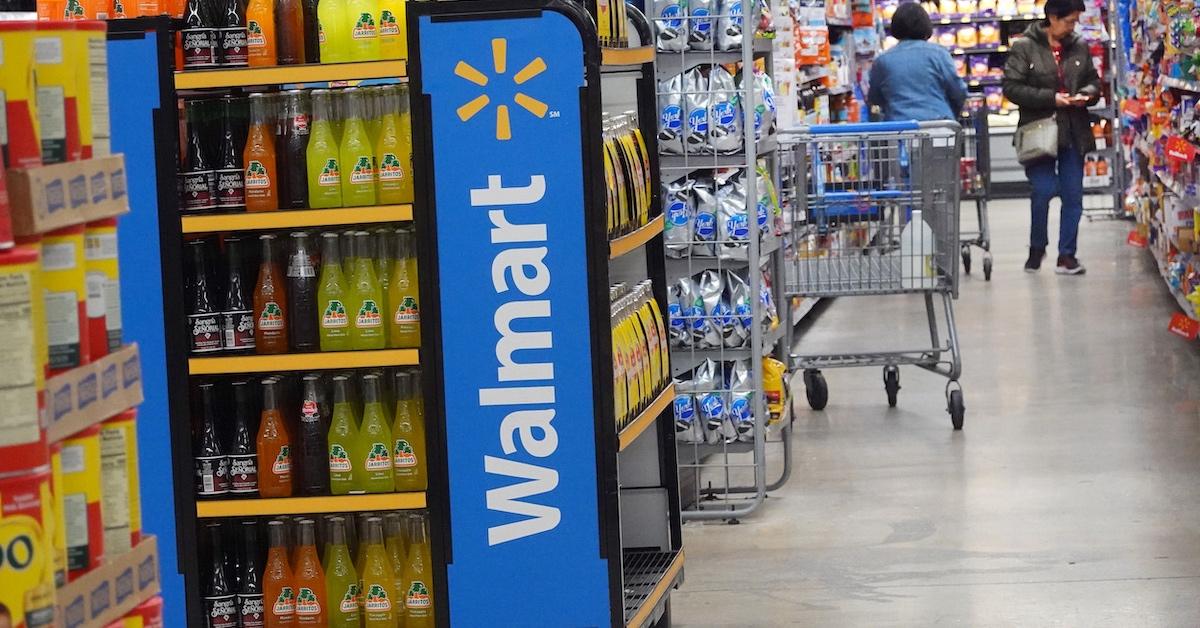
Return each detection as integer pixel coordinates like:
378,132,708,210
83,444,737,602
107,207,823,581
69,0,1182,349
785,120,963,135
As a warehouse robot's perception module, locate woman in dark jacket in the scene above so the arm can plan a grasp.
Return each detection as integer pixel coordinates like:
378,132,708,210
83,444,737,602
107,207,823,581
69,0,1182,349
1002,0,1100,275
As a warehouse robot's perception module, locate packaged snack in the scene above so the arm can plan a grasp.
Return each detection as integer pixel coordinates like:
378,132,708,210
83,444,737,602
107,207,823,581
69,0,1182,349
955,56,967,77
658,73,685,154
726,270,753,347
692,177,718,257
698,270,726,348
664,178,694,258
978,21,1000,46
1016,0,1036,14
654,0,688,51
673,377,705,443
689,0,716,50
956,0,978,14
716,0,743,51
996,0,1017,15
957,24,978,48
728,360,755,441
937,26,957,48
984,85,1003,110
717,173,749,258
938,0,956,16
683,67,710,154
708,66,743,153
969,54,990,78
979,0,997,13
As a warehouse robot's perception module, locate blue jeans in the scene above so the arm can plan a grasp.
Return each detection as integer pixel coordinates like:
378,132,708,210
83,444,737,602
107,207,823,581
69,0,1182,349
1025,145,1084,257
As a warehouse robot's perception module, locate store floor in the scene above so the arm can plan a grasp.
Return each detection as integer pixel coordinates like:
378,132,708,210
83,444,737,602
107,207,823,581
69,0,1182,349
672,199,1200,626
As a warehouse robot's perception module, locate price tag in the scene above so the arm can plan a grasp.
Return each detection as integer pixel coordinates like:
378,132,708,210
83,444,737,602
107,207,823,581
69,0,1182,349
1127,230,1148,248
1165,136,1197,161
1122,99,1146,117
1168,312,1200,340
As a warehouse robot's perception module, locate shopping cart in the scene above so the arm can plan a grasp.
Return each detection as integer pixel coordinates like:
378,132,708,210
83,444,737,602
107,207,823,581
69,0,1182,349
780,120,966,429
959,110,993,281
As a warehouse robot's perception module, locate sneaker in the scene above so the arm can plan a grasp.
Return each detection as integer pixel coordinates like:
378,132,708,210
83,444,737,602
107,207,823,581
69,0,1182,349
1024,248,1045,273
1056,255,1086,275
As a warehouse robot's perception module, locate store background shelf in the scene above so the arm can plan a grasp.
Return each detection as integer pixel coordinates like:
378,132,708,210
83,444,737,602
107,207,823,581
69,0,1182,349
188,348,419,374
611,215,665,259
180,204,413,233
174,59,408,89
602,46,656,67
660,138,780,170
622,550,686,628
196,492,427,518
619,385,675,451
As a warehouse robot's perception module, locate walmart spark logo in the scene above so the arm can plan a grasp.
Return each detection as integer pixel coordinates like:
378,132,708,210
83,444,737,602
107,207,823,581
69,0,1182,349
454,38,550,140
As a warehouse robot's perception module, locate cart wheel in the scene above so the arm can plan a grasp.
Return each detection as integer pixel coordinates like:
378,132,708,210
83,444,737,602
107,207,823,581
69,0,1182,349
883,366,900,407
961,246,972,275
804,370,828,411
983,256,993,281
948,389,965,430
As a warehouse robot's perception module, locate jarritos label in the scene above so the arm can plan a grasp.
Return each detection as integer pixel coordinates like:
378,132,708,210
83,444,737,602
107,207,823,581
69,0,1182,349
349,156,374,185
245,160,271,188
393,296,419,323
378,153,404,181
247,20,267,46
318,158,341,186
352,13,378,40
339,583,361,613
322,300,349,328
259,301,285,330
393,439,417,467
364,442,391,470
328,444,351,472
380,10,400,36
363,584,391,612
272,445,292,474
295,587,321,616
355,299,382,328
406,581,432,609
63,0,85,17
272,587,296,615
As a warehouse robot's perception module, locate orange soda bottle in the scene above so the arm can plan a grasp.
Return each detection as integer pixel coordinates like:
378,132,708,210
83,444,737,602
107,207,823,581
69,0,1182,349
292,519,327,626
257,378,295,498
246,0,278,66
244,94,279,211
263,521,296,627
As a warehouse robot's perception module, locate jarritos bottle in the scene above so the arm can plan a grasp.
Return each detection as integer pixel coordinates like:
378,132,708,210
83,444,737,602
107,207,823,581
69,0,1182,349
402,513,434,627
344,0,380,61
359,517,396,627
349,232,385,350
387,228,419,348
391,370,426,491
355,374,393,493
327,375,359,495
377,0,404,59
257,378,294,498
238,520,266,628
317,232,351,351
254,234,289,353
244,93,279,212
374,86,403,204
338,89,377,208
395,83,414,203
263,521,296,627
204,523,238,628
323,517,361,628
306,90,343,209
246,0,277,66
317,0,349,63
384,513,407,626
292,519,327,625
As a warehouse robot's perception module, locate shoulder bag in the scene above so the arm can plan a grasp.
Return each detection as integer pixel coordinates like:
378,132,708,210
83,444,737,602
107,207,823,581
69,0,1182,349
1015,114,1057,165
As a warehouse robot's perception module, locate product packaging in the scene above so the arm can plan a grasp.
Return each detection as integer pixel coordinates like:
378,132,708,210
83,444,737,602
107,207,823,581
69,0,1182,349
654,0,688,51
664,178,694,258
659,73,685,155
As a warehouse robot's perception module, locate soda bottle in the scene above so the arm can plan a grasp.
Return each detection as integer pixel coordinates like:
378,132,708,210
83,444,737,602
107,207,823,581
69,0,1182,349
182,0,217,68
263,521,296,627
387,229,420,348
395,83,414,203
216,99,247,212
377,0,403,59
244,94,279,211
287,232,319,352
317,0,349,63
280,91,311,209
188,240,223,354
345,0,380,62
355,374,394,493
218,0,248,66
302,0,320,63
257,378,294,498
383,513,407,625
297,375,330,495
254,234,289,353
373,229,392,345
374,87,404,205
306,89,343,209
359,517,396,627
238,521,266,628
338,89,377,207
329,90,346,148
222,236,255,353
391,370,426,491
205,523,239,628
402,514,434,627
323,517,361,628
246,0,277,66
292,519,327,625
277,0,307,65
195,382,230,496
181,100,218,213
350,232,385,350
317,233,351,352
327,376,359,494
229,379,259,494
340,230,356,280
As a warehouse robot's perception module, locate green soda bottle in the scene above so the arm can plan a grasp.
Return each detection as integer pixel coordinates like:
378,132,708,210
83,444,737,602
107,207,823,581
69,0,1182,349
329,89,345,147
355,374,394,493
327,376,360,494
340,230,356,280
391,370,426,491
323,517,362,628
396,83,414,204
387,228,420,349
373,229,392,347
317,233,351,352
306,89,343,209
349,232,386,350
338,88,377,207
365,87,383,147
374,86,406,205
384,513,407,626
402,513,434,627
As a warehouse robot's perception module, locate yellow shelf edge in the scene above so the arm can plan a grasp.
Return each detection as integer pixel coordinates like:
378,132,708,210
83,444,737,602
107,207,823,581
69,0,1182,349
609,215,665,260
197,492,427,518
175,60,408,90
181,204,413,233
626,549,685,628
189,348,419,375
601,46,655,67
618,384,675,452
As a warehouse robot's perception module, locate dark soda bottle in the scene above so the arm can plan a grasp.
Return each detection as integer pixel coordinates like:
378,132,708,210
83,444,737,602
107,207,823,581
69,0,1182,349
189,240,223,354
216,98,246,212
297,374,330,495
287,232,319,352
181,101,218,213
228,380,259,494
196,383,231,497
280,90,310,209
218,0,249,67
205,523,239,628
276,0,307,65
222,236,255,353
182,0,218,68
254,234,289,354
238,521,265,628
301,0,320,63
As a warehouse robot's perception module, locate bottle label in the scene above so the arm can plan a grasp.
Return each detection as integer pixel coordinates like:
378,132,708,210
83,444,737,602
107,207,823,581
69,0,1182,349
317,158,341,186
287,255,317,278
219,27,249,67
216,167,246,209
295,587,321,617
222,309,255,350
393,439,417,468
245,160,271,188
258,301,285,330
247,20,266,47
406,581,432,611
318,24,326,44
291,113,309,133
393,296,419,323
238,593,265,628
180,170,217,212
322,300,348,328
352,13,378,40
363,584,391,612
328,443,351,472
195,455,230,495
228,453,258,493
364,442,391,470
355,299,382,328
378,153,404,181
205,593,238,628
182,28,217,68
190,313,223,354
379,10,400,36
338,584,360,613
272,445,292,475
271,586,296,616
349,156,374,185
301,399,318,420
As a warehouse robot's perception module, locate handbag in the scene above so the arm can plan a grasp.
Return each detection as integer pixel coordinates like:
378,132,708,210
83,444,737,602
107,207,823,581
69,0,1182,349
1015,114,1058,165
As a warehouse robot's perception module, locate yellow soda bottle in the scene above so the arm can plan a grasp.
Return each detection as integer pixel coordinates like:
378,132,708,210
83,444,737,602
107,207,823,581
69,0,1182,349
384,513,408,626
354,374,394,493
387,229,420,348
365,87,383,147
377,0,404,59
396,84,415,203
317,0,349,63
402,513,434,627
317,233,351,352
339,89,377,207
359,517,397,627
327,376,360,494
373,228,392,347
349,232,386,350
306,89,343,209
374,86,406,205
323,517,362,628
390,370,426,491
345,0,381,62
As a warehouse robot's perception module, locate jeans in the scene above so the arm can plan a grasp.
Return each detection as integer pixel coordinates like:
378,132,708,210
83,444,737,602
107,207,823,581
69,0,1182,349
1025,144,1085,257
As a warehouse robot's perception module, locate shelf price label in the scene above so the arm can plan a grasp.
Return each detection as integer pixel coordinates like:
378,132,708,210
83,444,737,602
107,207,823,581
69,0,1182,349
1164,136,1197,162
1168,312,1200,340
412,2,612,626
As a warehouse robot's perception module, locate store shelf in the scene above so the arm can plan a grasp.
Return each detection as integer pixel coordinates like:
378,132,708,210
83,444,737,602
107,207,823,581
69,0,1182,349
665,234,781,274
791,296,822,326
660,137,779,171
611,215,665,259
966,77,1002,87
623,549,685,628
175,59,408,90
1148,243,1197,321
950,45,1009,55
1154,169,1190,198
181,204,413,233
826,16,852,27
670,322,785,376
826,84,853,95
619,384,675,452
188,348,419,374
602,46,655,68
655,39,773,77
196,492,427,518
1161,76,1200,93
885,12,1042,26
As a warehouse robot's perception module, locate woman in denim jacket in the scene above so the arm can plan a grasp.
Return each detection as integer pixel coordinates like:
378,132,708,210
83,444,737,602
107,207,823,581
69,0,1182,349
868,2,967,122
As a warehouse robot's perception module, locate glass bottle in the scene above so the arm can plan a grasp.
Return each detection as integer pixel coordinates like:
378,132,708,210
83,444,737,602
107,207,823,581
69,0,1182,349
181,100,218,213
374,86,404,205
256,378,294,498
387,229,420,348
373,228,392,346
391,370,426,491
188,239,223,354
292,519,327,625
338,88,377,207
359,517,396,627
317,233,351,352
222,236,255,353
383,513,407,626
238,521,265,628
396,83,414,203
297,374,330,496
354,374,393,493
377,0,404,59
286,232,319,352
402,513,434,627
228,379,259,494
350,232,385,350
280,90,310,209
244,93,279,211
245,0,277,66
327,375,359,495
218,0,248,67
182,0,218,68
216,98,247,211
205,523,238,628
254,234,289,353
317,0,349,64
263,521,296,627
306,90,343,209
195,382,230,497
302,0,321,63
345,0,380,62
323,517,361,628
277,0,307,65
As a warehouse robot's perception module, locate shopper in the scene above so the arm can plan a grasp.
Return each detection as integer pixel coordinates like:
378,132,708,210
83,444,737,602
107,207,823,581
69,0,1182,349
1002,0,1100,275
868,3,967,121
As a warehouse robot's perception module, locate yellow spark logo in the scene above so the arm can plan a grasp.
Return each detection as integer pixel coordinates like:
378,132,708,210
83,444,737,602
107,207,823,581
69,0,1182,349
454,38,549,141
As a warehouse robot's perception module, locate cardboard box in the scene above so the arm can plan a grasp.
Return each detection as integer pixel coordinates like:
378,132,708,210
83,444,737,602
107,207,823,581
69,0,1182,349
8,155,130,236
47,343,144,443
57,536,160,628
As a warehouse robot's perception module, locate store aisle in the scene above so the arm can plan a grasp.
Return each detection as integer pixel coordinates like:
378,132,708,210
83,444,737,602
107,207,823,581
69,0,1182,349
673,199,1200,626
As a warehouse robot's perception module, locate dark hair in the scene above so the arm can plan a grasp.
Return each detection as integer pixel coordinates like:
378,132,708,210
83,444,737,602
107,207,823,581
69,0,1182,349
890,2,933,41
1044,0,1086,18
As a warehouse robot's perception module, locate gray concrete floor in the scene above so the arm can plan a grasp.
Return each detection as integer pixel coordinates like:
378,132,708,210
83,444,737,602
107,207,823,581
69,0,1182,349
673,199,1200,626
